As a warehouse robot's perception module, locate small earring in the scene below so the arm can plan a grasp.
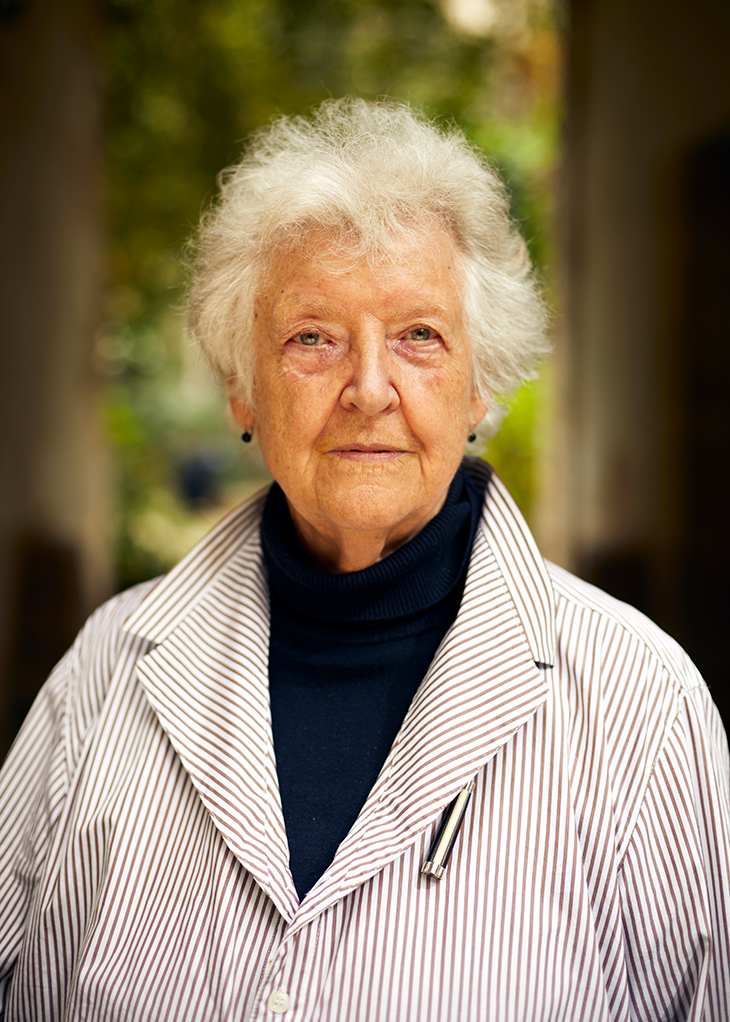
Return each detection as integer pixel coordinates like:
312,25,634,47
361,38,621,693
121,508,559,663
467,432,477,443
241,431,252,443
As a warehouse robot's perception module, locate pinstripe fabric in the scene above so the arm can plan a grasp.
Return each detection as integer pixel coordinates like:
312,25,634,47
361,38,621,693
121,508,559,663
1,462,729,1021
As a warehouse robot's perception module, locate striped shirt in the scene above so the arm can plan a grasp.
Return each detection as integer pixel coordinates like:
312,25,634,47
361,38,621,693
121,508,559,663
1,460,729,1021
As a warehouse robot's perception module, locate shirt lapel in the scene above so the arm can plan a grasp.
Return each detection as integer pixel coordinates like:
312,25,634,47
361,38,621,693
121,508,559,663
291,513,552,929
123,464,556,928
124,492,299,921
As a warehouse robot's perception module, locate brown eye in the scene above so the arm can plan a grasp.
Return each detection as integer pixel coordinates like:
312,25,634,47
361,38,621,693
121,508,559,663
298,332,320,346
409,327,432,341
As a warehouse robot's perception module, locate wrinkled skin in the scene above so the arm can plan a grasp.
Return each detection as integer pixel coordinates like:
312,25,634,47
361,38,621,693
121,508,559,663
231,229,488,572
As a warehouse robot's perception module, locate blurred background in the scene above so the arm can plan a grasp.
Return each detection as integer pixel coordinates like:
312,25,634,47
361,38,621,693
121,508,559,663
1,0,729,757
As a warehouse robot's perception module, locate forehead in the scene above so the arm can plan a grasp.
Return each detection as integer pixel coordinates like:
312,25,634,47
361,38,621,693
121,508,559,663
258,228,465,323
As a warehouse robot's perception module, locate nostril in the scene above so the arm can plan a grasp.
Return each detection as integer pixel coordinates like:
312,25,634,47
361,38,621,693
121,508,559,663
340,366,399,415
340,381,399,416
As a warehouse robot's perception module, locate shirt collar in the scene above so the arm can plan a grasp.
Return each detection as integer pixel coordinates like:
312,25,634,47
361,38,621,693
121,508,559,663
462,457,556,667
123,460,556,668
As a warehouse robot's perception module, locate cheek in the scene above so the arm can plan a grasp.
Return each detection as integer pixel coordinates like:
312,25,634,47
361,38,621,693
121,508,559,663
256,378,334,465
280,380,337,439
404,370,473,438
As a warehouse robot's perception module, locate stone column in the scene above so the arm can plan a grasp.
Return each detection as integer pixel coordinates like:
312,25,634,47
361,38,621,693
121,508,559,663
563,0,730,718
0,0,111,757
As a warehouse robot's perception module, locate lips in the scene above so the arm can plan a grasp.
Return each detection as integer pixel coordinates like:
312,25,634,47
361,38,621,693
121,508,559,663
329,444,406,461
334,444,403,453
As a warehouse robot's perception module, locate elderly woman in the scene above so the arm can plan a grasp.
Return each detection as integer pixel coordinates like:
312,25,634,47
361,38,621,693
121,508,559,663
1,99,729,1022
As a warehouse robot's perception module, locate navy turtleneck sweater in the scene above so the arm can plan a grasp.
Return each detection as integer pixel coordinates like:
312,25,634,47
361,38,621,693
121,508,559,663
261,467,483,898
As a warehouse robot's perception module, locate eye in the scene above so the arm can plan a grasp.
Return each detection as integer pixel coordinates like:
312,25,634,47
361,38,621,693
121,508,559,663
409,327,433,341
297,332,321,346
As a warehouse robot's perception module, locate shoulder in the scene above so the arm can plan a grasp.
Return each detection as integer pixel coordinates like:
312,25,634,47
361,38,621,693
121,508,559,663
546,559,702,699
544,561,725,854
78,578,161,643
0,579,162,851
47,580,161,771
71,578,161,676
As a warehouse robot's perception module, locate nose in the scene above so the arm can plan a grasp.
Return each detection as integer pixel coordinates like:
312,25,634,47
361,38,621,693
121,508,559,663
340,335,400,416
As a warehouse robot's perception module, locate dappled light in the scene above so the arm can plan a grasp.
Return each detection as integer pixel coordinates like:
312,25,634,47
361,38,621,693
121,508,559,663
102,0,562,586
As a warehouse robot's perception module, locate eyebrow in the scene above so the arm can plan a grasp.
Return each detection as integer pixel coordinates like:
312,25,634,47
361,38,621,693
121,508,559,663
273,296,333,320
272,296,456,325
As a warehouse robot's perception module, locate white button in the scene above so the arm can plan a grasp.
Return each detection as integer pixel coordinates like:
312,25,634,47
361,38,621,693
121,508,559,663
267,990,290,1014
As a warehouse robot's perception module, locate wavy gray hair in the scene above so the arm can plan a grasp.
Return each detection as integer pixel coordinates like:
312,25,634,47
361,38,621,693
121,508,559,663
188,98,549,438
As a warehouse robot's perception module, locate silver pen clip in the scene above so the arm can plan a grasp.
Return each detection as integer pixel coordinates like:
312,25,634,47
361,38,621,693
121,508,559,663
421,780,475,880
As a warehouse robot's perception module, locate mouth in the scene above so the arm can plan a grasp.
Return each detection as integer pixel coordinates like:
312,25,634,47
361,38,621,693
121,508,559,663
329,444,406,462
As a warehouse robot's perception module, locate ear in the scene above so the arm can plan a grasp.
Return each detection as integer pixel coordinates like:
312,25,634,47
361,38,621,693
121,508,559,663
469,391,489,429
229,396,255,433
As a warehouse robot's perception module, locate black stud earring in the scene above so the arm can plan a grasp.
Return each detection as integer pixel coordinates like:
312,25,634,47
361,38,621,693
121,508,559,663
241,431,252,443
467,432,477,443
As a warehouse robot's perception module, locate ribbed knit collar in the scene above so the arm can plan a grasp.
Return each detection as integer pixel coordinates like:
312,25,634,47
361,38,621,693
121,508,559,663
261,468,483,623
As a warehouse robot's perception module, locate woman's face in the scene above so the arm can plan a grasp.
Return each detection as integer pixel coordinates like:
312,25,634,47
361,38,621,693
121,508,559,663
231,229,488,570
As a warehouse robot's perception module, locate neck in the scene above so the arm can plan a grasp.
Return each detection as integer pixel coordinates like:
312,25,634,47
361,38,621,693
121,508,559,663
261,468,484,621
289,511,419,573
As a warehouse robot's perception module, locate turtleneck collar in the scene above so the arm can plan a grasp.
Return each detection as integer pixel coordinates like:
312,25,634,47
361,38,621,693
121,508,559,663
261,467,483,624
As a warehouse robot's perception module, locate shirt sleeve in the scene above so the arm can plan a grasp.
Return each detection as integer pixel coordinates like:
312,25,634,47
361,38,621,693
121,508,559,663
0,644,74,1015
0,583,154,1019
619,684,730,1021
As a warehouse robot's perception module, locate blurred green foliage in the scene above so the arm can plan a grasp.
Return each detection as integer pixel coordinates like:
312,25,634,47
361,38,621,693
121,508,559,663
101,0,562,587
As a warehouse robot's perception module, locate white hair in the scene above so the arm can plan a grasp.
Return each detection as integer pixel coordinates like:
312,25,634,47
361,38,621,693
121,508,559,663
188,97,549,438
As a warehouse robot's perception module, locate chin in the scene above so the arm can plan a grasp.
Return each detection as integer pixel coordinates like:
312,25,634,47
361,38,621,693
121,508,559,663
322,485,425,533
